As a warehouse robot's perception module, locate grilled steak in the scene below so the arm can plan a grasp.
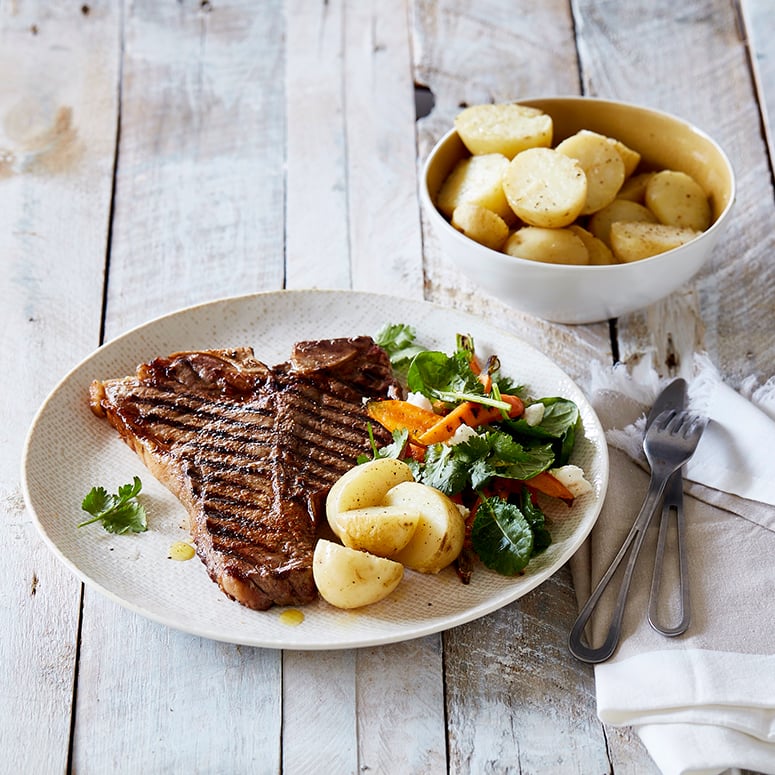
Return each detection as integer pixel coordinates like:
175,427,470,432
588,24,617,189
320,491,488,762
88,337,398,610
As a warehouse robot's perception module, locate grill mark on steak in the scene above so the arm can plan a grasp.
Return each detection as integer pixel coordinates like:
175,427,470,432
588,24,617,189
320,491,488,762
89,338,398,610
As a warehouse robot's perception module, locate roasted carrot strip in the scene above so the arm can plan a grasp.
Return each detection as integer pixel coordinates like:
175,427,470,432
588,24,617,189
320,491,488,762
525,470,575,505
366,399,439,441
416,394,524,446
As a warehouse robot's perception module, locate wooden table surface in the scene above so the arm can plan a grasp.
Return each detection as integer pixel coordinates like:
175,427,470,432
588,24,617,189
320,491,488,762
3,1,774,773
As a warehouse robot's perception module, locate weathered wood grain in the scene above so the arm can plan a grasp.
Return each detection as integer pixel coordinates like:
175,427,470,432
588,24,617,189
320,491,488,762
102,0,287,338
0,2,120,772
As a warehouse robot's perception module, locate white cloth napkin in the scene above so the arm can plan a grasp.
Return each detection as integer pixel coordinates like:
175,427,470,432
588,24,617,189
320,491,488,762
569,353,775,775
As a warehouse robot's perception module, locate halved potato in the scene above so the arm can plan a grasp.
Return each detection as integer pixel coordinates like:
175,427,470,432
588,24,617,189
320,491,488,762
454,103,553,158
384,482,465,574
451,202,510,250
588,198,658,248
555,130,626,215
503,226,589,265
568,224,617,265
645,169,712,231
502,147,587,228
610,221,700,262
336,505,421,556
436,153,513,221
326,458,415,538
607,136,641,178
313,540,404,609
617,171,653,203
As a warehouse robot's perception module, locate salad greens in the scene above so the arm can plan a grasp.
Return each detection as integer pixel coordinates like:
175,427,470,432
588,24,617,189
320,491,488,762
369,324,582,579
78,476,148,534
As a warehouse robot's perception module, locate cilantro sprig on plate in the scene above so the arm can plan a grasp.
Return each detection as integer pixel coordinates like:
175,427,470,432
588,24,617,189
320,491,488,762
78,476,148,534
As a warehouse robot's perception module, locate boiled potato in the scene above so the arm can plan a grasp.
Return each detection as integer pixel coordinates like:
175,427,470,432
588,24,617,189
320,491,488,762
556,130,626,215
384,482,466,574
502,147,587,228
436,153,513,221
645,169,712,231
610,221,700,262
326,458,415,538
313,540,403,609
568,224,617,265
451,202,510,250
503,226,589,265
454,103,553,158
617,171,653,202
607,136,641,178
588,198,658,248
335,505,421,556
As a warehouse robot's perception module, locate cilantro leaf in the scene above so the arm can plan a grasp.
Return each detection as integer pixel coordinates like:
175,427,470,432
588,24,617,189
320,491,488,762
471,496,534,575
78,476,148,534
417,442,474,495
375,323,426,367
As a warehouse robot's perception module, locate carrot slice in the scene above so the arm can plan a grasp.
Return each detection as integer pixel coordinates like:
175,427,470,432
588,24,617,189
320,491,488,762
525,471,575,505
366,399,439,441
416,394,524,446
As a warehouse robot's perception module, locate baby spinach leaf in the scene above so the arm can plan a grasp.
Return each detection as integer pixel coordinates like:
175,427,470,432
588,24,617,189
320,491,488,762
471,496,534,576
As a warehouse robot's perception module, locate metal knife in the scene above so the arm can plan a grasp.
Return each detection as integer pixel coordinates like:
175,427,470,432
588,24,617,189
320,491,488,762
645,378,691,636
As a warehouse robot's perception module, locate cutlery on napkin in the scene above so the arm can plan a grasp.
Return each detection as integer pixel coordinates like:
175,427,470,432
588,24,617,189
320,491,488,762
569,353,775,775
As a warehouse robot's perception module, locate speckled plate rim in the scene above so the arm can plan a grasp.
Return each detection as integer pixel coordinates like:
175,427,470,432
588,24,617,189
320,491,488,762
21,289,608,650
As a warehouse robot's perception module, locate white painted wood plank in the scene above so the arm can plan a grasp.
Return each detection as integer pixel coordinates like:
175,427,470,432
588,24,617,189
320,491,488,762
285,0,351,290
0,3,120,771
72,3,287,773
282,650,358,774
743,0,775,163
103,0,288,340
343,0,424,299
356,638,447,774
445,569,611,774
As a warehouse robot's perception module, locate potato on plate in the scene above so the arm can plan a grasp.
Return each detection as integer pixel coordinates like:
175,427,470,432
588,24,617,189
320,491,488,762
503,226,589,265
610,221,700,262
502,147,587,228
454,103,553,158
555,130,626,215
313,540,404,609
436,153,513,221
384,482,465,574
451,202,510,250
645,169,712,231
335,505,421,556
326,458,415,538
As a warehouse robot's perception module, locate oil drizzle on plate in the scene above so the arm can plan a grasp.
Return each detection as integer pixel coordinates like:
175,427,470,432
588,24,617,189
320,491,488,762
279,609,305,626
168,542,195,561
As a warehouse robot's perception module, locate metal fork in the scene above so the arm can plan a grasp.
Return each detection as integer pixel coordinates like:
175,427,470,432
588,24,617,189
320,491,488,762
568,409,709,664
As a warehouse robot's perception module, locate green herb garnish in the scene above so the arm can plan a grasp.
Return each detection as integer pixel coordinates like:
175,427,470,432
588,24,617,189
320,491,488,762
78,476,148,534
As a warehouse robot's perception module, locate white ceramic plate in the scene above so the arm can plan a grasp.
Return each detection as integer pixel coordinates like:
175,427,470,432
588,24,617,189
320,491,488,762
22,290,608,650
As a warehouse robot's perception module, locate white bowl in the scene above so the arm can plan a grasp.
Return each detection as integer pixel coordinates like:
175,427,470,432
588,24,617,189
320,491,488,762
420,96,735,324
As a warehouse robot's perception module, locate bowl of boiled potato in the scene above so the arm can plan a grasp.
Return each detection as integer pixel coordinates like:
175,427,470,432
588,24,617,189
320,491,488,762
420,96,735,324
